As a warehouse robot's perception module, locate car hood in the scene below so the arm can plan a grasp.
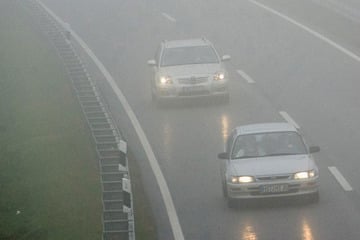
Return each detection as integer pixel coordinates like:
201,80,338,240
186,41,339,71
229,154,317,176
159,63,224,77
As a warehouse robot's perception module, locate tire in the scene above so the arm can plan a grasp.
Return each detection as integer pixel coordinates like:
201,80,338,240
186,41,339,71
224,184,237,208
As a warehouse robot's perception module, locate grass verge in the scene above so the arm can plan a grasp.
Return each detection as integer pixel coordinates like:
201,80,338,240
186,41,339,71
0,1,102,239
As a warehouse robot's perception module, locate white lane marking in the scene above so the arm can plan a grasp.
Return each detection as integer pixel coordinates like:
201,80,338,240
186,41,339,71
279,111,300,129
37,1,185,240
237,69,255,83
311,0,360,24
247,0,360,63
328,166,353,191
161,12,177,22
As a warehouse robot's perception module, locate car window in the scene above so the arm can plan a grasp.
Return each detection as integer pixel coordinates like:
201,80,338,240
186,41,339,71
226,131,236,154
160,45,219,67
231,132,307,159
231,134,263,159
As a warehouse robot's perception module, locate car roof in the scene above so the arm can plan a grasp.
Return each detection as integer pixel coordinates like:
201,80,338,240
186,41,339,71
163,38,212,48
234,122,298,136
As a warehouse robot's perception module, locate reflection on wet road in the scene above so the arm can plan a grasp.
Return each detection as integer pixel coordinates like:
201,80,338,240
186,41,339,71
241,222,258,240
302,218,314,240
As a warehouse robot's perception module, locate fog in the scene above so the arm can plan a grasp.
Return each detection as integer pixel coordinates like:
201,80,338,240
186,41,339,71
13,0,360,239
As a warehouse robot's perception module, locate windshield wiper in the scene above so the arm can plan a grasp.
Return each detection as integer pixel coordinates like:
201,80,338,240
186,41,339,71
264,153,302,157
232,155,258,159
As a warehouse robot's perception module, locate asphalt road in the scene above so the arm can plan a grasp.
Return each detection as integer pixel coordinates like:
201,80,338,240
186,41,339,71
40,0,360,239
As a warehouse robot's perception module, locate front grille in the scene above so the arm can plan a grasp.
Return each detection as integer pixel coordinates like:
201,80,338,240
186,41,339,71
256,175,291,181
178,77,208,84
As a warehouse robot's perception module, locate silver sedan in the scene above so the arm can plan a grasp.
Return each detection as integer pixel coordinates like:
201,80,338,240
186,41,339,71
147,38,230,105
218,122,320,208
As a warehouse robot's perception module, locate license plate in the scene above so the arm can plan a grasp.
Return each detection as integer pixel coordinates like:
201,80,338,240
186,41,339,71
260,184,289,194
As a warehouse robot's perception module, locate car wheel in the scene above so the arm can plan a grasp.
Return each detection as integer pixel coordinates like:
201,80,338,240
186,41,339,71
224,185,237,208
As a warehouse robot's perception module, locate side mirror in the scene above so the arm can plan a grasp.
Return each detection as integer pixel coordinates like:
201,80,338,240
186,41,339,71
147,59,156,66
218,152,229,159
309,146,320,153
221,55,231,61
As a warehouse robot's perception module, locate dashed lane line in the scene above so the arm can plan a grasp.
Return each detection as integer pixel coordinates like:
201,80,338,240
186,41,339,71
161,12,177,23
278,113,354,192
328,166,353,191
237,69,255,83
279,111,300,129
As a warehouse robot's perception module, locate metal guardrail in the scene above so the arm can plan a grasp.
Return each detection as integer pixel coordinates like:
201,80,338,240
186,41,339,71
22,1,135,239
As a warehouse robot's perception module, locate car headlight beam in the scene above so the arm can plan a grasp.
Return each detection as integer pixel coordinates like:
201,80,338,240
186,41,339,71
214,72,225,81
294,170,316,179
159,76,173,85
231,176,255,183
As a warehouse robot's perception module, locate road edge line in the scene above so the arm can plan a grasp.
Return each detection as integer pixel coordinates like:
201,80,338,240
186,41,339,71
248,0,360,63
36,1,185,239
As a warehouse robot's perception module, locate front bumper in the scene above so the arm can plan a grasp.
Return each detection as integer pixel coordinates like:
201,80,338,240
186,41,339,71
226,177,319,199
155,81,228,100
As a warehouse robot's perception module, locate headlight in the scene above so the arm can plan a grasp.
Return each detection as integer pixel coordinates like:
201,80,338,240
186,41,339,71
294,170,316,179
231,176,255,183
159,76,173,85
214,72,225,81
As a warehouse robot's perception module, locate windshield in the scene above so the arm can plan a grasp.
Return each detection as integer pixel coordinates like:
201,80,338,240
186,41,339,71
231,131,308,159
160,45,219,67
